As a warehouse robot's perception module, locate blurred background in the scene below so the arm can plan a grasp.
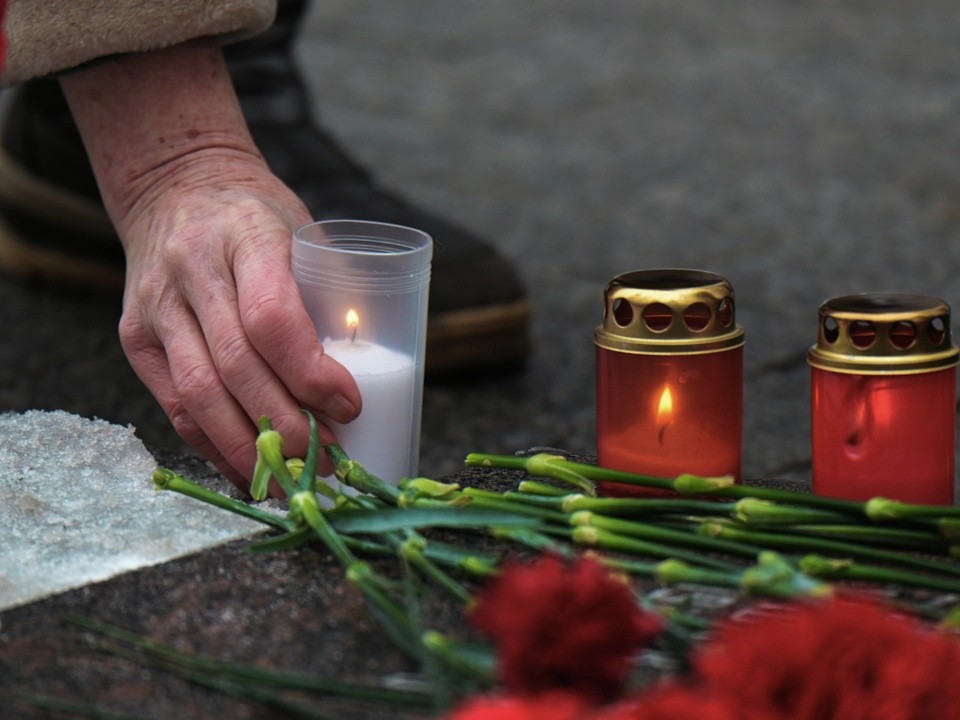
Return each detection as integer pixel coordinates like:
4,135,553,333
3,0,960,482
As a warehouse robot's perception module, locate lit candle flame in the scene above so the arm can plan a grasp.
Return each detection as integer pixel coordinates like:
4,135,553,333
656,385,674,444
346,309,359,342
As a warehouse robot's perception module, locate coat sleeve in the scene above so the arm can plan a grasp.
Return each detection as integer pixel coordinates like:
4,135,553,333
0,0,276,86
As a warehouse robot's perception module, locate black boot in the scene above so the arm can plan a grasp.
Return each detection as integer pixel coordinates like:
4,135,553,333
0,0,529,375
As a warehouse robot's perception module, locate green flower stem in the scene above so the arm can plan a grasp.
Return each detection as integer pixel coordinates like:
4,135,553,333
700,520,960,579
654,558,743,591
466,452,864,513
866,497,960,521
75,617,433,710
253,416,298,499
572,511,759,560
170,670,334,720
347,561,421,659
517,480,571,496
657,553,830,602
398,477,462,499
491,525,577,557
733,498,863,526
289,491,356,567
939,517,960,540
739,551,831,598
299,410,322,494
460,488,568,524
248,526,315,553
466,452,674,492
799,554,960,594
780,524,950,552
326,444,401,505
345,528,496,579
601,556,662,578
152,468,292,532
342,535,394,556
419,540,500,576
501,490,568,509
570,526,742,571
563,494,736,518
421,631,496,685
348,493,489,595
400,538,473,605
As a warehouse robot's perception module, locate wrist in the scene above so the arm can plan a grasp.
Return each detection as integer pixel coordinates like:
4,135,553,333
59,38,263,228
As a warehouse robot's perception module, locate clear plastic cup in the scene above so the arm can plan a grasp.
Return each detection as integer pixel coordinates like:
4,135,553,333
292,220,432,486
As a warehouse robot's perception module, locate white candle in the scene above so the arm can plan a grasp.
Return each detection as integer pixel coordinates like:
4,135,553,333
321,336,417,489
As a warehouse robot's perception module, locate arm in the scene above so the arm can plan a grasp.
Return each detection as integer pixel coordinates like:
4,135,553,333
60,37,360,488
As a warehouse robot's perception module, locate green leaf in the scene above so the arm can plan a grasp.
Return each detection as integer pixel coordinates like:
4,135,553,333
327,506,540,534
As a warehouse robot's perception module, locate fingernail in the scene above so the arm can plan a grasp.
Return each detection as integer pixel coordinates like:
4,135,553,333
320,394,358,422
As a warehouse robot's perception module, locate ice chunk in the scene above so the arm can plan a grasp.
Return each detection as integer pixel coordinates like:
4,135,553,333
0,410,267,611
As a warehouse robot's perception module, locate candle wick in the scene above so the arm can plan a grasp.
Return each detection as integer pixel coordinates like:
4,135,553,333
658,425,667,445
350,325,357,343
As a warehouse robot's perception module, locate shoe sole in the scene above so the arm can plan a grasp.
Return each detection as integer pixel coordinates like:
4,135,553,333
0,213,126,293
426,299,531,375
0,137,125,293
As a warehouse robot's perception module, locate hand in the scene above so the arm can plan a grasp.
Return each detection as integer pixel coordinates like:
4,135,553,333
116,152,360,488
59,38,360,490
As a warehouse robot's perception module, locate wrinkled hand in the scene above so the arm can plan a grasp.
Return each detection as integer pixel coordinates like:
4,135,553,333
116,151,360,488
59,38,360,492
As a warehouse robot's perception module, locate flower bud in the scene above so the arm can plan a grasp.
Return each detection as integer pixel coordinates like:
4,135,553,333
674,473,735,495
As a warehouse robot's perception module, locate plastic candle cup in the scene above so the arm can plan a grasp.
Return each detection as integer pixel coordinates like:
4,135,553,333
808,294,959,504
292,220,432,488
595,269,744,496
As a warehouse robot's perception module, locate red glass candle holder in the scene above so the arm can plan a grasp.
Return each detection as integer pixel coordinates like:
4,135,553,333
595,269,744,496
809,294,959,504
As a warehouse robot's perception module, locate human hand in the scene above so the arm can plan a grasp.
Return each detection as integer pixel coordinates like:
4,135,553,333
114,154,361,489
59,39,360,491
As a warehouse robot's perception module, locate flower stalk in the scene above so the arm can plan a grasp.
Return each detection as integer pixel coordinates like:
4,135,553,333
699,520,960,579
152,468,291,532
466,452,864,512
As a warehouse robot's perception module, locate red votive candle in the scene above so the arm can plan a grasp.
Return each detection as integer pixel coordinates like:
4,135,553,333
595,269,744,496
809,294,959,504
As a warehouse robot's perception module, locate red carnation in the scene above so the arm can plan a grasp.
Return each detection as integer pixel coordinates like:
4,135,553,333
694,594,960,720
590,684,747,720
469,553,662,703
446,690,591,720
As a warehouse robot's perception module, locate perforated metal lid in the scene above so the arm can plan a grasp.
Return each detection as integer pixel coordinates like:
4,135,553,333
595,269,744,355
808,294,959,374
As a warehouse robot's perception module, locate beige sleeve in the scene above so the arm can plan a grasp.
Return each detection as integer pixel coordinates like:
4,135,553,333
1,0,277,86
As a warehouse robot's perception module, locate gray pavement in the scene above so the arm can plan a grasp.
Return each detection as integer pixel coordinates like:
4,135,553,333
4,0,960,485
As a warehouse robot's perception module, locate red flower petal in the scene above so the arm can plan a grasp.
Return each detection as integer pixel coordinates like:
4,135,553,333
470,553,662,702
694,595,960,720
590,684,746,720
446,690,591,720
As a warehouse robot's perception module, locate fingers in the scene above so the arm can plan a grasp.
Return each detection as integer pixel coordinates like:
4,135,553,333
177,235,356,464
232,233,362,421
117,188,353,486
121,226,348,482
119,303,258,486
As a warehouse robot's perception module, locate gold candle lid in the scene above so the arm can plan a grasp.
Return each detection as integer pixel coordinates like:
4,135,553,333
808,294,959,374
595,269,744,354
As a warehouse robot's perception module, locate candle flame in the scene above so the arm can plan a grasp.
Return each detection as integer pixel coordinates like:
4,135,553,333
656,385,674,444
656,385,674,424
346,309,359,342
